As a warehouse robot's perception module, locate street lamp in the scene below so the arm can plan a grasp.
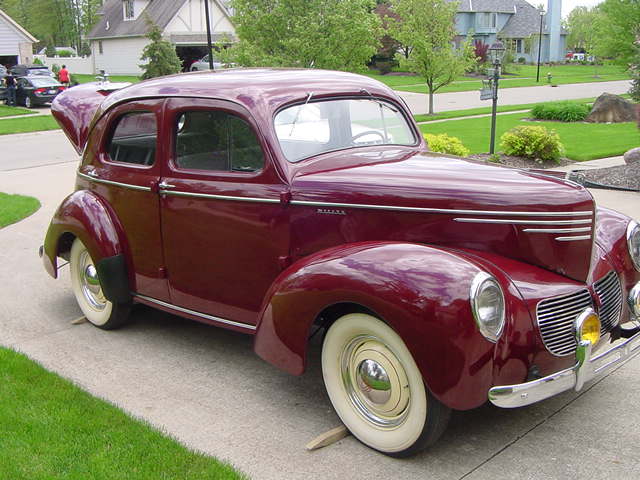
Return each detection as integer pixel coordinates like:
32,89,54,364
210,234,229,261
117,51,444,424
536,8,545,82
204,0,214,70
488,41,505,155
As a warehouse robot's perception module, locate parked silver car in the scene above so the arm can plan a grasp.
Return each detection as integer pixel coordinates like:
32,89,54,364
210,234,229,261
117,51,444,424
190,54,225,71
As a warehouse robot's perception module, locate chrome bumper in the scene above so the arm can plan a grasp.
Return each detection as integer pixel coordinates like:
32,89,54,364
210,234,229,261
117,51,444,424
489,329,640,408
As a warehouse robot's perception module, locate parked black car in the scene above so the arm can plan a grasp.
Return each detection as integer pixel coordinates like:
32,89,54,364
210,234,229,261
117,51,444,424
0,76,66,108
10,64,54,78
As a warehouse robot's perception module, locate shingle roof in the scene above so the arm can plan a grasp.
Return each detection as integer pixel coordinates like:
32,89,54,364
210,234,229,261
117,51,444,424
88,0,232,40
499,0,543,37
456,0,516,13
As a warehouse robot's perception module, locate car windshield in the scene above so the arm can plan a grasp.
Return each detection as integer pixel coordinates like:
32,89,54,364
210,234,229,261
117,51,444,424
274,98,416,163
29,77,60,87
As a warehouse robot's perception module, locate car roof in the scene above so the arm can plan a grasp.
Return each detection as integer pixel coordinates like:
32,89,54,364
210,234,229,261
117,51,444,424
98,68,401,122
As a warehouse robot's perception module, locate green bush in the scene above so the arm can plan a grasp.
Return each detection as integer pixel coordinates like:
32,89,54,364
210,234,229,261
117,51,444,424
57,50,73,57
500,125,564,163
530,101,591,122
33,57,43,65
424,133,470,157
51,64,60,74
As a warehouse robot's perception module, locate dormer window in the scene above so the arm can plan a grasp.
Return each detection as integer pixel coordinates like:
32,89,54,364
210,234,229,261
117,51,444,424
123,0,134,20
477,12,497,28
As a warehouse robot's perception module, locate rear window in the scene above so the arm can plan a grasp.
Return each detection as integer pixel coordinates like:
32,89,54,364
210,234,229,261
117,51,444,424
107,111,157,166
28,68,51,76
29,78,61,87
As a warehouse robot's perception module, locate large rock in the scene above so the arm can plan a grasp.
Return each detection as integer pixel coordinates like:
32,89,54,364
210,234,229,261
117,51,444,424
624,147,640,165
586,93,638,123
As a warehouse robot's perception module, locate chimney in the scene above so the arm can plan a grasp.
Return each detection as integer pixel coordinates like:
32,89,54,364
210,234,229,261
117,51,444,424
546,0,562,62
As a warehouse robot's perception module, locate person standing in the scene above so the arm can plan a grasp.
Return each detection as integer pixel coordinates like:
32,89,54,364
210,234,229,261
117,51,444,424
4,71,16,106
58,65,70,87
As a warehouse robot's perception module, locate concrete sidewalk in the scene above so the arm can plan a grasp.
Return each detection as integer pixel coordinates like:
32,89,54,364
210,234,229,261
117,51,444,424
1,130,639,479
400,80,631,115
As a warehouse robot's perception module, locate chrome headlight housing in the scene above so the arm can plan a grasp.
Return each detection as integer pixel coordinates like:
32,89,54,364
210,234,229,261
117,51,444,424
470,272,505,343
627,221,640,271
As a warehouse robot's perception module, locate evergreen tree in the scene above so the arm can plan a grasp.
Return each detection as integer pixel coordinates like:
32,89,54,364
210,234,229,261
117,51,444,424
139,22,182,80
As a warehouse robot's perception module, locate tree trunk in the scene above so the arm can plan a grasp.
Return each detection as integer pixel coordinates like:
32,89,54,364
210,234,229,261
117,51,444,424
428,88,434,115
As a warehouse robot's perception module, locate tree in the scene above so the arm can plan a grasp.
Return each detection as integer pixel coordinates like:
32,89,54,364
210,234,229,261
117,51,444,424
223,0,382,71
564,6,603,53
389,0,476,115
629,32,640,102
139,22,182,80
594,0,640,65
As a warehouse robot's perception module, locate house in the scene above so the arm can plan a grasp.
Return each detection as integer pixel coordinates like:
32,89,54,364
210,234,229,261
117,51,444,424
0,9,37,68
452,0,567,63
88,0,236,75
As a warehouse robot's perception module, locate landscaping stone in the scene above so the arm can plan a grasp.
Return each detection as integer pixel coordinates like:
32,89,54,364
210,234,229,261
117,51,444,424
624,147,640,165
586,93,638,123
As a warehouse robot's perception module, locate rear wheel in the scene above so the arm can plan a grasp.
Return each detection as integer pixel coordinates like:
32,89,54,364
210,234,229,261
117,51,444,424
321,313,450,457
24,96,31,108
69,238,130,330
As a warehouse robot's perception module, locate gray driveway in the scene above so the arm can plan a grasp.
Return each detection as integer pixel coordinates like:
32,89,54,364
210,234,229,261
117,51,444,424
1,131,639,479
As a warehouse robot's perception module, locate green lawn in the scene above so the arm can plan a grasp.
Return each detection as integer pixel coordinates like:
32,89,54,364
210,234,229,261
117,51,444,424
0,347,245,479
0,192,40,228
0,115,60,135
419,112,640,161
368,64,630,94
72,73,141,84
0,105,35,117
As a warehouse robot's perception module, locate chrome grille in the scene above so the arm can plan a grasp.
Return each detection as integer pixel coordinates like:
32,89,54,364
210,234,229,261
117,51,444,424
536,289,593,356
594,271,623,332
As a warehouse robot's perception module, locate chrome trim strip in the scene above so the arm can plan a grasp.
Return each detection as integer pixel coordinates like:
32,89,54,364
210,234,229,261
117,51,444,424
290,200,593,217
523,227,592,233
488,328,640,408
161,190,280,204
454,218,592,225
77,172,152,192
555,235,592,242
134,293,257,331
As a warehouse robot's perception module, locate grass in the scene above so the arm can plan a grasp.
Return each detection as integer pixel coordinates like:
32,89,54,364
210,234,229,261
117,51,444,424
0,105,35,117
368,64,631,94
72,73,141,84
0,115,60,135
419,111,640,161
0,347,246,479
0,192,40,228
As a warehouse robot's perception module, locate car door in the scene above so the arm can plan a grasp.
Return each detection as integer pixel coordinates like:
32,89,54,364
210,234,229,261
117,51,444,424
79,99,170,302
159,98,290,328
15,78,28,105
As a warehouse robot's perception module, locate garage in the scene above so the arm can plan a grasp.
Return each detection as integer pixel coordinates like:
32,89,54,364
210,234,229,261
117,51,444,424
0,9,37,68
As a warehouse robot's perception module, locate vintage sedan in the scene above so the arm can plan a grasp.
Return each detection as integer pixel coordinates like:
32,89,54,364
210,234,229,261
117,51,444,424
42,69,640,457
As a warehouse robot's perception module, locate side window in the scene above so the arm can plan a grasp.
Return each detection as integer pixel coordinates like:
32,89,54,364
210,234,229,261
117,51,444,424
175,110,264,173
107,111,157,166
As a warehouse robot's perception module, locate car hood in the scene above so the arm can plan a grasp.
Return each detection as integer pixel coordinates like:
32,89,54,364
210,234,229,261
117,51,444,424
290,149,595,282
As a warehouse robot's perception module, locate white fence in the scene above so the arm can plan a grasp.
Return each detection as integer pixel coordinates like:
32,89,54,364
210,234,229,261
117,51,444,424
33,55,95,75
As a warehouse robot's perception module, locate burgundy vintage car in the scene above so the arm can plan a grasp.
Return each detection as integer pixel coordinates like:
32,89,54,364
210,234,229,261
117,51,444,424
42,69,640,457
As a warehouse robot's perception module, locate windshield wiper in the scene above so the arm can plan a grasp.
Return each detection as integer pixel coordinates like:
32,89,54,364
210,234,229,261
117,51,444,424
289,91,314,136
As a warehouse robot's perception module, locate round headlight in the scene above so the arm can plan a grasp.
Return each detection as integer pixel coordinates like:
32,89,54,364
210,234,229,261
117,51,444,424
627,221,640,271
470,272,505,343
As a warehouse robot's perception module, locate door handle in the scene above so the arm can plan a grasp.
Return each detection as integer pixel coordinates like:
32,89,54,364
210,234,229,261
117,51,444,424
87,169,99,178
158,180,176,190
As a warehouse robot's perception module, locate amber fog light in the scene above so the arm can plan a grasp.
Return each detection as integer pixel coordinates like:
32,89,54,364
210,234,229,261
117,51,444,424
575,308,601,345
628,283,640,318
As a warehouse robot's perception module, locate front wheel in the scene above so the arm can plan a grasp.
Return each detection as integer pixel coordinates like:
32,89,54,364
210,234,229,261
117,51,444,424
321,313,450,457
69,238,130,330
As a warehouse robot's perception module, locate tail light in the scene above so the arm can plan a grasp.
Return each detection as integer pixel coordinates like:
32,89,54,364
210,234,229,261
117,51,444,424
58,87,66,91
34,88,46,94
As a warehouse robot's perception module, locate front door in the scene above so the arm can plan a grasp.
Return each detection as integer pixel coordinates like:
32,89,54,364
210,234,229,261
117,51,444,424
159,98,289,327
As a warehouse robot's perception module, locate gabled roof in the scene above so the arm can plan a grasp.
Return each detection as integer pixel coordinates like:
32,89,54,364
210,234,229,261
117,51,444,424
499,0,543,37
0,8,38,42
88,0,232,40
456,0,516,13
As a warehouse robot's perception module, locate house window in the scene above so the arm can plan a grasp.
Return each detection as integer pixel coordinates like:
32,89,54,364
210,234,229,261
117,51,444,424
123,0,135,20
506,39,526,54
98,41,103,54
477,13,496,28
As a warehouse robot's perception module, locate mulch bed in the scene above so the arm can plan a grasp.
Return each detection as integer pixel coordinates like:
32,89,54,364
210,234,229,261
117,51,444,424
468,153,574,169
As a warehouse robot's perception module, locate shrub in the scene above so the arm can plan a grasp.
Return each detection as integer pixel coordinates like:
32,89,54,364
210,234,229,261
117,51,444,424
33,57,43,65
45,43,56,57
57,50,73,57
500,126,564,163
517,56,526,64
51,64,60,74
139,22,182,79
424,133,470,157
530,101,591,122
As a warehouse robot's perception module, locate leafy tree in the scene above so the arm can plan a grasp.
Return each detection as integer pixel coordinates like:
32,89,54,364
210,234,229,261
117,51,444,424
389,0,476,114
564,6,603,53
139,22,182,79
629,32,640,102
223,0,382,71
594,0,640,65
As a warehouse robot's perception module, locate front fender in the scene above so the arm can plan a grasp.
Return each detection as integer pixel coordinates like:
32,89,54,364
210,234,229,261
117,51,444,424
254,241,510,409
43,190,132,293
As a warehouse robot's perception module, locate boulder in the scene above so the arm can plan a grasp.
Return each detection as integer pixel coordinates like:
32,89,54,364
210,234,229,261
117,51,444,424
586,93,638,123
624,147,640,165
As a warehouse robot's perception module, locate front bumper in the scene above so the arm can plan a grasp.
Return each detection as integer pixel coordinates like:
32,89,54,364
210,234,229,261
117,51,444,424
489,327,640,408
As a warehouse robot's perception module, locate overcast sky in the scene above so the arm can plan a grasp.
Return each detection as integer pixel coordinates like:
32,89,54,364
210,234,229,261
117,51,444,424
561,0,604,17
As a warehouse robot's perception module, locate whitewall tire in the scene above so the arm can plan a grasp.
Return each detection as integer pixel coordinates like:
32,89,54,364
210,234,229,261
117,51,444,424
321,313,450,456
69,238,130,330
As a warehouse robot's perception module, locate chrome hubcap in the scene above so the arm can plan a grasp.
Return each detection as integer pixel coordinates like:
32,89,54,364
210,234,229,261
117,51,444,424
79,251,106,311
341,335,410,428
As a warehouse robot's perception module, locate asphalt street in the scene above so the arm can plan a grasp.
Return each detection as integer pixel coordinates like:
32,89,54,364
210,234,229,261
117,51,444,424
1,117,640,477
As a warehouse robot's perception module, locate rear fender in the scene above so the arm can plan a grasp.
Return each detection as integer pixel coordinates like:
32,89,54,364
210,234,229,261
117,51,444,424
254,241,504,409
43,190,132,297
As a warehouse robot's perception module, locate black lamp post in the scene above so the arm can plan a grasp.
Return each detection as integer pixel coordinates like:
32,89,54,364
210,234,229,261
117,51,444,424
204,0,214,70
536,8,545,82
488,41,505,155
